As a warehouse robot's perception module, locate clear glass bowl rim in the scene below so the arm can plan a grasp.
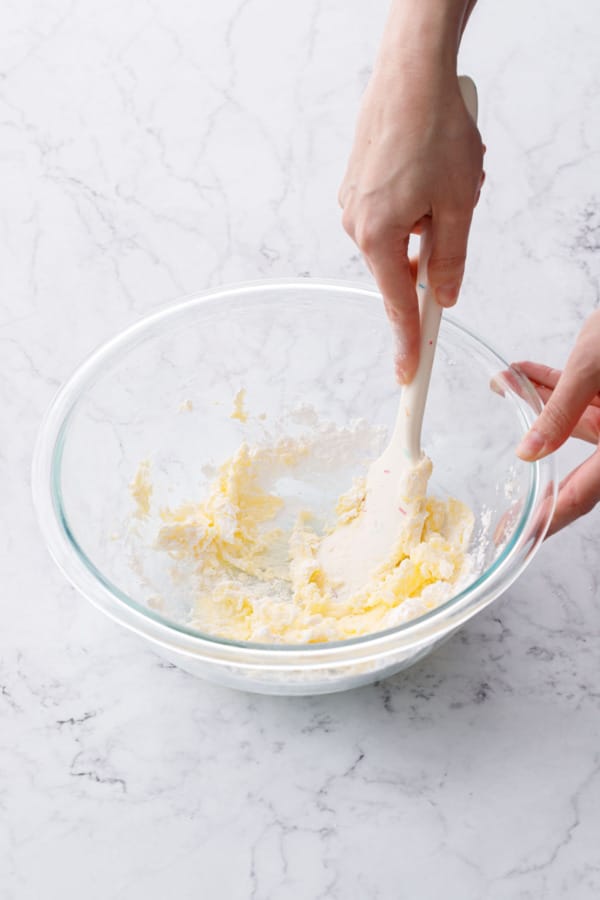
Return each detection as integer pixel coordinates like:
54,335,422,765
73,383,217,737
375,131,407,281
32,278,557,670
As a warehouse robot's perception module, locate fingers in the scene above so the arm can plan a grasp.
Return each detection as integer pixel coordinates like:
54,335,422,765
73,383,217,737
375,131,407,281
516,327,600,461
512,361,562,391
514,360,600,409
363,226,420,383
342,199,421,383
525,381,600,444
547,447,600,536
427,209,474,307
514,312,600,534
491,363,600,441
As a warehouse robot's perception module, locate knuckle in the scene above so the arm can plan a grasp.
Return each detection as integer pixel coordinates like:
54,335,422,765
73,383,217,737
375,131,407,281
430,252,467,268
383,298,416,333
384,301,406,327
441,202,474,225
341,206,356,238
428,253,466,283
354,218,386,254
338,178,354,210
541,402,572,444
539,364,558,382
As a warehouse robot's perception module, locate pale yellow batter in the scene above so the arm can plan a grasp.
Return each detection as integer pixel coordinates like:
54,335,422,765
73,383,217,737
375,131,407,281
130,415,474,643
130,460,152,518
230,388,248,423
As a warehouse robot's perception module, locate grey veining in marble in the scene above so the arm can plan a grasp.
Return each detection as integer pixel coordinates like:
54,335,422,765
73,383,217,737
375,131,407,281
1,0,599,897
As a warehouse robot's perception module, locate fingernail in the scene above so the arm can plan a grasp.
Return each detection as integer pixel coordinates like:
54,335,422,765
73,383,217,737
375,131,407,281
395,348,412,384
489,375,505,397
437,283,461,307
516,428,546,461
395,361,409,385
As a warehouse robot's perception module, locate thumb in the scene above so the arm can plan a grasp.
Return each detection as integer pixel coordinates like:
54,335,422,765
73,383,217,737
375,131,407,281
427,210,473,307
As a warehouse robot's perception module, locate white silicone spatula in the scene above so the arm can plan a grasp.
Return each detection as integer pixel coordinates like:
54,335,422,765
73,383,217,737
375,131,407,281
319,76,479,598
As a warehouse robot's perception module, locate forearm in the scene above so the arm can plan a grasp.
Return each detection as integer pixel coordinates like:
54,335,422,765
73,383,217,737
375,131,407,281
341,0,484,382
376,0,477,78
461,0,478,38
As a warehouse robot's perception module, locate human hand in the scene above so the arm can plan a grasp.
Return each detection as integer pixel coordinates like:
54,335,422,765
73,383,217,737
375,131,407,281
339,7,484,383
515,309,600,536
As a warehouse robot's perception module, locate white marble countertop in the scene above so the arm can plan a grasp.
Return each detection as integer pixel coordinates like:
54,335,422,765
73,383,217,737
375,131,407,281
2,0,600,897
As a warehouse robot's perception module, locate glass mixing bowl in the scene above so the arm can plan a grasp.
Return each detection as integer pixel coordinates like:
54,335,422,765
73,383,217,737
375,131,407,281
33,280,556,695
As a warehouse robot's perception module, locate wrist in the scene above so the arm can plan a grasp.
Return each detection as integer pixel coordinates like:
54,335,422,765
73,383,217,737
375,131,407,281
376,0,469,78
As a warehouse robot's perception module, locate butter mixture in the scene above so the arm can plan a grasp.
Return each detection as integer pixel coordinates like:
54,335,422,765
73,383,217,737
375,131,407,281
128,410,474,643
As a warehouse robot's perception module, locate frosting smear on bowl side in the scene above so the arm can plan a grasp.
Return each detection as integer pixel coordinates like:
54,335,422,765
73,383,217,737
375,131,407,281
127,405,474,644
